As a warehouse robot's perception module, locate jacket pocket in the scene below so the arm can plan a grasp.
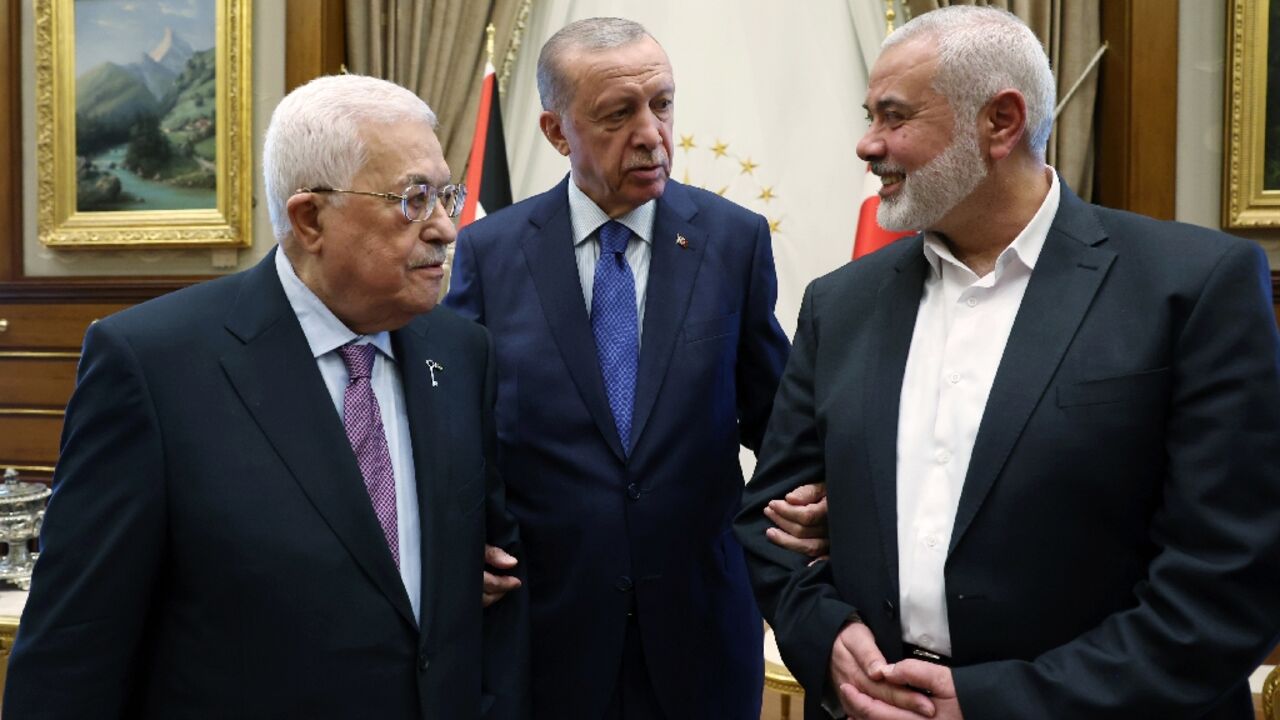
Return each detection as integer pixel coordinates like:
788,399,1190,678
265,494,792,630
1056,367,1171,407
684,312,740,344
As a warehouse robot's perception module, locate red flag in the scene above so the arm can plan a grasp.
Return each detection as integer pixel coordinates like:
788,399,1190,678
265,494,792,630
459,62,512,228
853,165,912,259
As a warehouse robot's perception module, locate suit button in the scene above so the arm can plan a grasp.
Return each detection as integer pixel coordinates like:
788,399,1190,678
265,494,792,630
418,654,429,671
884,599,897,618
626,483,641,500
615,575,633,592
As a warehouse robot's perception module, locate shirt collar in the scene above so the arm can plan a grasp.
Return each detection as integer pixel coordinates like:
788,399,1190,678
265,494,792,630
274,246,395,361
921,169,1060,281
567,173,657,247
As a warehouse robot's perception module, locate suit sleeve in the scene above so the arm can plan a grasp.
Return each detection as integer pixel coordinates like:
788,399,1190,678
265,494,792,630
955,241,1280,718
478,326,531,719
445,228,485,324
735,214,791,452
3,320,167,719
734,280,858,698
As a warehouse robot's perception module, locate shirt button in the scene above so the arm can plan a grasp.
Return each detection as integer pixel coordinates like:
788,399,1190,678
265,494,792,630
935,449,951,464
418,654,429,671
920,634,934,646
947,372,961,384
966,297,979,308
626,483,641,501
925,534,939,549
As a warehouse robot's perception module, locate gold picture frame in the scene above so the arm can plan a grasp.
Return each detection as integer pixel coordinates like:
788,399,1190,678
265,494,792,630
1224,0,1280,228
34,0,252,248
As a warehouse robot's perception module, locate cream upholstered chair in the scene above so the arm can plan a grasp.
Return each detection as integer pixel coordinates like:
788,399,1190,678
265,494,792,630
763,623,804,719
1264,664,1279,720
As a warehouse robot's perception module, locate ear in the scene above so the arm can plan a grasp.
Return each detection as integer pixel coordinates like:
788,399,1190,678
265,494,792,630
982,88,1028,162
286,193,324,254
539,110,572,157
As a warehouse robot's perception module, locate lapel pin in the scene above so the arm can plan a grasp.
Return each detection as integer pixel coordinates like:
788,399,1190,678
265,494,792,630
676,234,689,249
425,360,444,388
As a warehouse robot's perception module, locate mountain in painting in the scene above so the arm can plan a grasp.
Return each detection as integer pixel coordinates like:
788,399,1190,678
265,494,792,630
148,27,195,76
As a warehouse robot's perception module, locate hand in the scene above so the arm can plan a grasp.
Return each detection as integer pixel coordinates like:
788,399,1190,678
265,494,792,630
830,622,936,719
764,482,830,560
877,661,962,720
482,544,522,607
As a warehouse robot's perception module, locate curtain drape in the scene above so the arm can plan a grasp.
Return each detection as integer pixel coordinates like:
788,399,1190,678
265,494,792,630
345,0,532,180
904,0,1100,200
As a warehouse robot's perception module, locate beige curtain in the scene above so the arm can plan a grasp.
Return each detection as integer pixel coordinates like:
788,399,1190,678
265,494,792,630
904,0,1100,200
346,0,531,179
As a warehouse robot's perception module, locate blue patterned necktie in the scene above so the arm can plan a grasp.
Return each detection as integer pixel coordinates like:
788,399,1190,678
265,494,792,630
591,220,639,453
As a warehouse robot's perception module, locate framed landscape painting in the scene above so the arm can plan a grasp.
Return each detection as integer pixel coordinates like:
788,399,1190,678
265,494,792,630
35,0,251,248
1224,0,1280,228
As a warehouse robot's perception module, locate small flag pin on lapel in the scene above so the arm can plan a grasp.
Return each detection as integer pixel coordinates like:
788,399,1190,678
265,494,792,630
426,359,444,387
676,234,689,249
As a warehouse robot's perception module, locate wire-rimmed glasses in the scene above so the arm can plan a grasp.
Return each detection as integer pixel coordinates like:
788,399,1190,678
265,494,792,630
298,183,468,222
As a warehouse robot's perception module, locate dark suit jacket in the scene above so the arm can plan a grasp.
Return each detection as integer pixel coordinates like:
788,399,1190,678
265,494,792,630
736,183,1280,719
445,177,790,718
4,250,528,719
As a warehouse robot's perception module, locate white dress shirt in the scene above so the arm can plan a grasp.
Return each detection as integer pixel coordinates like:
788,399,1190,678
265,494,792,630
275,248,423,623
567,174,655,344
895,171,1060,656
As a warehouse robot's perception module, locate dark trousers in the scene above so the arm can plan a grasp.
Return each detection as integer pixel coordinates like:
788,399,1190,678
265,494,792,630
602,614,665,720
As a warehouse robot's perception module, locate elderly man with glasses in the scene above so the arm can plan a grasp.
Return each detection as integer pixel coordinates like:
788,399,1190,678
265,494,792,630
5,74,529,720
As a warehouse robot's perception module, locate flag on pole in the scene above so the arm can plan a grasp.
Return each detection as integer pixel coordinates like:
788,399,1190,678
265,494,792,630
459,61,512,227
852,165,912,259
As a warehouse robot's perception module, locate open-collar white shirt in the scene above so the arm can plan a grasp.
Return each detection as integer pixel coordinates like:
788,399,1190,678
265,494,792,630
895,171,1060,656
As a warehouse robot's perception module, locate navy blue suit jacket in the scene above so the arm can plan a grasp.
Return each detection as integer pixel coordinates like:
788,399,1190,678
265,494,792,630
446,177,790,718
736,182,1280,719
5,250,528,719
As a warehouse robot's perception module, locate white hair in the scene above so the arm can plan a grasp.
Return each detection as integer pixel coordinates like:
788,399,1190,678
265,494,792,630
262,74,438,241
884,5,1055,160
537,17,651,114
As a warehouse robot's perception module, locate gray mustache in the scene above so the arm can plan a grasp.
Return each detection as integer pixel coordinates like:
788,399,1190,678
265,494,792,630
625,147,670,171
870,161,905,177
412,244,448,269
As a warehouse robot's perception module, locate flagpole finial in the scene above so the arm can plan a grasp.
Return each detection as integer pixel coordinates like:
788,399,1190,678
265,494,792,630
884,0,897,35
486,23,496,64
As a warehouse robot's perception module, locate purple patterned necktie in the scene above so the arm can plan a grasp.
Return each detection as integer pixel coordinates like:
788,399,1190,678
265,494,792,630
337,343,399,567
592,220,639,453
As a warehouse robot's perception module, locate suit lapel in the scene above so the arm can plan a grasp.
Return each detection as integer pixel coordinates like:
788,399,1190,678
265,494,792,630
949,184,1115,555
219,250,417,629
522,177,628,462
391,316,449,634
863,238,929,594
629,183,705,453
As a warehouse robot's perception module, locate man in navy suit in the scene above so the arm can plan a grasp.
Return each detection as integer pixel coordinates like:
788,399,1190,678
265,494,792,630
736,7,1280,720
6,75,527,719
445,16,822,719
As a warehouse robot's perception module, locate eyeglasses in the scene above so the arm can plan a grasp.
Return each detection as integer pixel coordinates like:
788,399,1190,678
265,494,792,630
298,183,468,222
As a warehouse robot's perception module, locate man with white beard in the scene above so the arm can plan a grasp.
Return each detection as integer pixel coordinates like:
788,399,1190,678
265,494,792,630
736,6,1280,720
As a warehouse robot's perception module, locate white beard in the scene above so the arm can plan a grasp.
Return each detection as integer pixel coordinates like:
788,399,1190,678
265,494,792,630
876,128,987,232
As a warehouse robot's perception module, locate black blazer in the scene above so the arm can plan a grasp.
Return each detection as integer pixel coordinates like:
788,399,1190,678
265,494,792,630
736,183,1280,719
446,177,790,718
4,250,528,719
